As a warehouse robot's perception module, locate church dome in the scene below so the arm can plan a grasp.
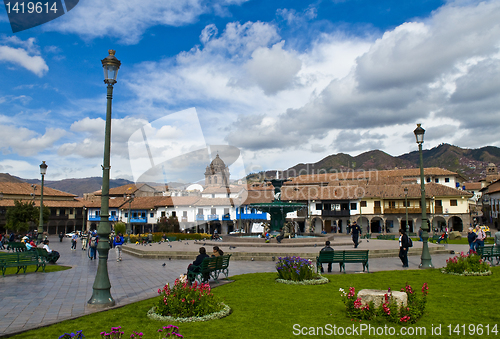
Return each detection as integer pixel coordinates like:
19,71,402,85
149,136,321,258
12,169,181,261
210,154,226,170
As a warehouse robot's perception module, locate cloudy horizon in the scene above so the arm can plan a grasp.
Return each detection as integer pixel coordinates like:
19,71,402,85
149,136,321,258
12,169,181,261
1,0,500,181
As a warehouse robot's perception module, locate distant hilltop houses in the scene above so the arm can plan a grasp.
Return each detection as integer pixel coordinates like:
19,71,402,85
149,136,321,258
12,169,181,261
1,158,500,235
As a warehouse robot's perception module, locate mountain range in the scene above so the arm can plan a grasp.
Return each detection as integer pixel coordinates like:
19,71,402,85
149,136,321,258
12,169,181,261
2,143,500,196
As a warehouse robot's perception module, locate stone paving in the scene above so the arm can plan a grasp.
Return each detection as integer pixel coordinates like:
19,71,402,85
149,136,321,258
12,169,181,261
0,236,469,337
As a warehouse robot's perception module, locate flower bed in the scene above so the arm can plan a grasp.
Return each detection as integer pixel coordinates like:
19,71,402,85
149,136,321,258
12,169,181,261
340,283,428,324
148,275,229,323
441,252,491,276
276,256,324,282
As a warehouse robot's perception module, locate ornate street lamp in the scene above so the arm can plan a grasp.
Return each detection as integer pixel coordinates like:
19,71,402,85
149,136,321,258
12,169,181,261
38,161,47,244
404,187,409,233
88,50,121,308
414,124,433,268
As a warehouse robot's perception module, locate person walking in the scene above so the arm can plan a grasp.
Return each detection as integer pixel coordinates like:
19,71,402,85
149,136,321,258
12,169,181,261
81,231,88,251
89,232,98,260
475,225,486,252
71,232,78,250
399,228,410,268
319,240,334,273
113,232,124,262
351,221,361,248
467,227,477,253
59,232,64,242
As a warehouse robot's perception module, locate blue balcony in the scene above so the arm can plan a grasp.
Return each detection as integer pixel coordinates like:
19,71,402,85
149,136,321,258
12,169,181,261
89,215,119,222
196,215,205,221
207,214,219,221
130,217,147,223
237,212,268,220
222,214,231,221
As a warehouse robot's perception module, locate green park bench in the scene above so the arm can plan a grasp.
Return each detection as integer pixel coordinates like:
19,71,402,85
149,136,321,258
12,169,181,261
477,246,500,266
335,250,369,273
187,254,231,284
316,250,369,274
34,248,58,264
316,251,336,273
6,242,27,252
0,251,45,276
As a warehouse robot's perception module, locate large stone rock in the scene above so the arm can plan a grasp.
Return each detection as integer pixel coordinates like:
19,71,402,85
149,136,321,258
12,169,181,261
357,289,407,309
449,231,461,240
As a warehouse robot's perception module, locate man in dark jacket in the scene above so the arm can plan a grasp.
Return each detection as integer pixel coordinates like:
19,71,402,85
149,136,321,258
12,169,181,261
399,229,409,267
320,241,334,273
351,221,361,248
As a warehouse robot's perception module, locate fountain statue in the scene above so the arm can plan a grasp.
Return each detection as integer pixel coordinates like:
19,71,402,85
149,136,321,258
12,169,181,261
251,174,306,232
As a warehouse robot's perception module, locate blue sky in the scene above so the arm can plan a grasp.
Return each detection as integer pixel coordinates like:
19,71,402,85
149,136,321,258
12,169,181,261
1,0,500,183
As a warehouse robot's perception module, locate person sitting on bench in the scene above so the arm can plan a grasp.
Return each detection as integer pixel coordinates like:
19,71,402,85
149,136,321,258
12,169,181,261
320,241,334,273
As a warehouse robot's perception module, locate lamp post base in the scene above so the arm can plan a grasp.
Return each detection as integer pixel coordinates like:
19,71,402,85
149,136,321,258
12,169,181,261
419,231,434,269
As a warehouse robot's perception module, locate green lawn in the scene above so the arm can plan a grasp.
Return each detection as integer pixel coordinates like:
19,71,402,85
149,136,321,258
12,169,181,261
7,267,500,339
1,264,71,276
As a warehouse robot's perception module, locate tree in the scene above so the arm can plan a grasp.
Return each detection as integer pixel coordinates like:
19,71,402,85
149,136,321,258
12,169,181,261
114,221,126,235
6,200,49,233
157,216,180,233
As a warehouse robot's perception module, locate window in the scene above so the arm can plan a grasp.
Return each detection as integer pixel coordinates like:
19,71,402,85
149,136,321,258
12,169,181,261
198,208,204,215
95,210,100,216
133,212,138,218
224,208,229,214
450,199,458,206
183,211,187,217
360,201,367,207
161,211,166,217
350,203,357,210
445,178,450,183
211,208,216,215
150,212,154,218
426,177,431,183
435,178,439,183
316,203,322,210
403,200,410,207
388,201,396,208
374,201,381,208
323,203,331,210
240,207,244,214
212,194,215,198
125,212,128,218
111,211,116,216
69,208,74,215
141,212,146,218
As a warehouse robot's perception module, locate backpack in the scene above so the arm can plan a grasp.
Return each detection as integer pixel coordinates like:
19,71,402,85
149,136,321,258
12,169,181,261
115,235,120,243
90,236,97,247
407,237,413,248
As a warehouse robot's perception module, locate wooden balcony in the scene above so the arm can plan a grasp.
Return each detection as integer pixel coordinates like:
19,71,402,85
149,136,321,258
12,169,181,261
384,207,430,214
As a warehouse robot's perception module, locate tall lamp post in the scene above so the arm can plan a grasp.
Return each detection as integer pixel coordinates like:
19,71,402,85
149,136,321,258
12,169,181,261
88,50,121,308
414,124,433,269
404,187,409,233
38,161,47,244
124,193,135,235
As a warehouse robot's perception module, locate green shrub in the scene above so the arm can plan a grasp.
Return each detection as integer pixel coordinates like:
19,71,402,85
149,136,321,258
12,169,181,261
113,222,126,235
443,252,490,275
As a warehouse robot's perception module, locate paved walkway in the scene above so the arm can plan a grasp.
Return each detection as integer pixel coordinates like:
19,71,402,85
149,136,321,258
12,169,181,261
0,236,469,337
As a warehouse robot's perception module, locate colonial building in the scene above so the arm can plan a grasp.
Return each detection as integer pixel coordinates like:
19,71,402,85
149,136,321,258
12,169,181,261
0,182,85,235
